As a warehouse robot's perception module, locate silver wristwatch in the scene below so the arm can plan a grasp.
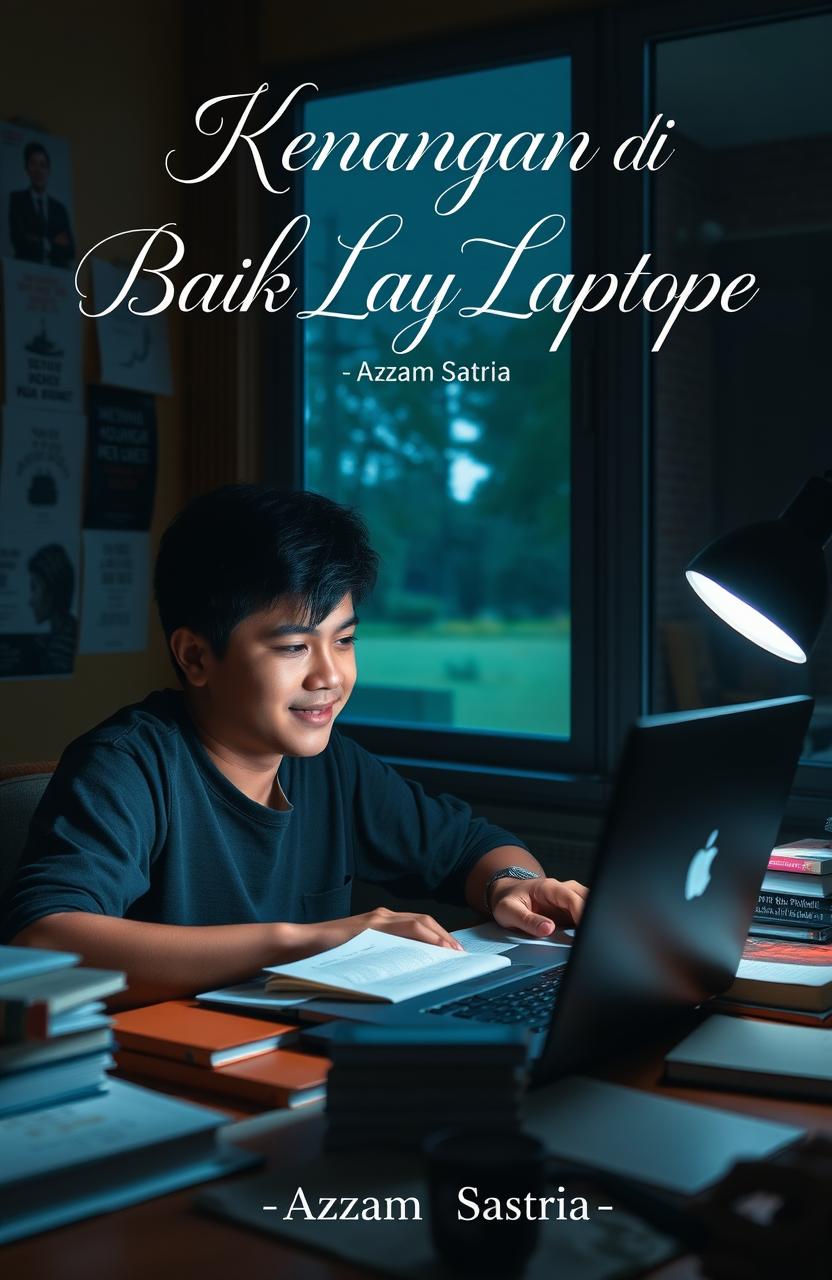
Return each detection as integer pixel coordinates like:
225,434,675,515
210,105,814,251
484,865,540,912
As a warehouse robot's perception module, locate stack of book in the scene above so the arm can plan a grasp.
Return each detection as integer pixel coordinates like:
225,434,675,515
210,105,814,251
750,839,832,944
0,948,259,1245
716,936,832,1024
323,1024,531,1152
0,944,125,1118
112,999,330,1108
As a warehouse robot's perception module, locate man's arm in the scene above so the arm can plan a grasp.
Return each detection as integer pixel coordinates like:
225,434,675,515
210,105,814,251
464,845,588,935
13,913,298,1006
13,905,463,1007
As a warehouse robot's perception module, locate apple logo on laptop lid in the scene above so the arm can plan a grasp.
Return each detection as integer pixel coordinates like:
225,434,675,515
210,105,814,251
684,829,719,901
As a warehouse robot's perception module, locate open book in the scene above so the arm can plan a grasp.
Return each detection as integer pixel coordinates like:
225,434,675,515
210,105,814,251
264,929,511,1004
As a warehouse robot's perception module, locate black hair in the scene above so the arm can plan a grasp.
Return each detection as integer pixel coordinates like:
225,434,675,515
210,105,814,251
28,543,74,614
24,142,49,167
154,485,378,681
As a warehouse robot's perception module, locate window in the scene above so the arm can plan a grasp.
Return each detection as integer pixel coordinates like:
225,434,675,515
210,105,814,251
265,1,829,812
270,20,599,776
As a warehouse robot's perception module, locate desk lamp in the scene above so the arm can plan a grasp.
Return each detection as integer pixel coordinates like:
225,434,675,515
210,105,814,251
685,472,832,664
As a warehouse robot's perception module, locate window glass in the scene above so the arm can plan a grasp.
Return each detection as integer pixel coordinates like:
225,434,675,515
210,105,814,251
302,58,573,738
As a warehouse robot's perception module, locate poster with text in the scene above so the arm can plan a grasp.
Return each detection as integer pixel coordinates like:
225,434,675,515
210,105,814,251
85,386,157,531
78,529,150,654
0,407,84,678
2,258,82,412
0,122,75,269
92,258,173,396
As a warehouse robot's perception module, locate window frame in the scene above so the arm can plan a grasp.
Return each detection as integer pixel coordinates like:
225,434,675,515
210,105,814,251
265,15,603,782
263,0,832,822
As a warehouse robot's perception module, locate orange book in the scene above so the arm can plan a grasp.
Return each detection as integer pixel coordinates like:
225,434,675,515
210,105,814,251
112,1001,297,1067
115,1046,330,1108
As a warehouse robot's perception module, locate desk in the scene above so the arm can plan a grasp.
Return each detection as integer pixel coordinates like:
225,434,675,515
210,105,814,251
5,1022,832,1280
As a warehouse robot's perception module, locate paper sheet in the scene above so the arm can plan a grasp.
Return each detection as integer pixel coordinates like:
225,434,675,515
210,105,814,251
197,980,310,1011
453,922,574,952
452,924,518,954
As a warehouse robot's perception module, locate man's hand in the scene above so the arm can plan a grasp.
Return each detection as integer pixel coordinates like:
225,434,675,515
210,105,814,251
489,877,588,938
306,906,464,957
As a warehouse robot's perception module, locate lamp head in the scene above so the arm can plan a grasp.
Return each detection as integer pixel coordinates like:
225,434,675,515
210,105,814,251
685,474,832,664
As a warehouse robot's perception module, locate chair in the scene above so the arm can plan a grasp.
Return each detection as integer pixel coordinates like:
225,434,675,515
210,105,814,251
0,762,56,900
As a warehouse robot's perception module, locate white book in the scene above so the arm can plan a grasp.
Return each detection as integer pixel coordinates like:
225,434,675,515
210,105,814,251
264,928,511,1003
727,954,832,1012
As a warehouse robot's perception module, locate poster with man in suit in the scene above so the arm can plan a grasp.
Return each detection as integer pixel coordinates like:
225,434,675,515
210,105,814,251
0,123,75,268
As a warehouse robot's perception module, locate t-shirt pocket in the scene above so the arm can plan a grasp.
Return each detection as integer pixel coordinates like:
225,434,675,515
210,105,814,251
300,875,353,923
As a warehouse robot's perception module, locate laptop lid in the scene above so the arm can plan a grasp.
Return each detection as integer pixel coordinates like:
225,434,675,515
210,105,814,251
532,695,813,1083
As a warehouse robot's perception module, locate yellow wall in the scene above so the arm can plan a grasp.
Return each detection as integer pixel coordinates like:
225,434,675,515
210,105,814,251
0,1,184,764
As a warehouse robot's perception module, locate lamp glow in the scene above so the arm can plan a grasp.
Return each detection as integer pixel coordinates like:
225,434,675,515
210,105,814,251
686,571,807,663
685,474,832,662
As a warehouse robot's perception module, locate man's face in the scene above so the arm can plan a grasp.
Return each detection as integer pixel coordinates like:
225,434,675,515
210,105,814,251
26,151,49,193
199,593,358,758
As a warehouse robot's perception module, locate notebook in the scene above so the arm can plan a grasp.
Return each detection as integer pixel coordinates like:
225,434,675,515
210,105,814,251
525,1076,804,1195
115,1046,331,1108
112,1000,298,1066
665,1013,832,1099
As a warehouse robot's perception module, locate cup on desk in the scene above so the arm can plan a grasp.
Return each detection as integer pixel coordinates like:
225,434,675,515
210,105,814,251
423,1129,547,1276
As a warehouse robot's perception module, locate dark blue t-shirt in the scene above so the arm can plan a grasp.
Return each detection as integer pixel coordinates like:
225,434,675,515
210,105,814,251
1,689,525,940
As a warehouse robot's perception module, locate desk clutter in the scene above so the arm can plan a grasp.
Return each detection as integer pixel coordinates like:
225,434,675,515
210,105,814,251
0,943,123,1117
112,1000,331,1107
322,1023,531,1152
0,946,255,1244
750,838,832,943
1,938,829,1275
199,1077,811,1280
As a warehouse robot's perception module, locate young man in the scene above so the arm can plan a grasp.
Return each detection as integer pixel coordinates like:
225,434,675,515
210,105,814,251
2,486,587,1001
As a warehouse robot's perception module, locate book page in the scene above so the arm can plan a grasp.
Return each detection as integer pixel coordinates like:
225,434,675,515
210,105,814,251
736,959,832,987
264,929,509,1003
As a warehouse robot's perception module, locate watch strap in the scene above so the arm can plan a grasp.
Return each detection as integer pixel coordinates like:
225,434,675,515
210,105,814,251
484,865,540,912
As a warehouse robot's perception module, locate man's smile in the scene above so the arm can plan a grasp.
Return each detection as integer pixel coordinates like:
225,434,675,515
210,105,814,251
288,700,337,725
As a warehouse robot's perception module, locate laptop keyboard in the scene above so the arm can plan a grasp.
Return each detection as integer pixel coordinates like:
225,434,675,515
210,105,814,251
424,967,565,1033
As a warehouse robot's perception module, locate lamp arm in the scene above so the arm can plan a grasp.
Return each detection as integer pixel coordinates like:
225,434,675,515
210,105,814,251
780,474,832,548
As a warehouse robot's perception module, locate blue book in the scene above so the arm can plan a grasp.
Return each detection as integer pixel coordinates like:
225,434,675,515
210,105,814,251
0,945,79,983
0,1026,112,1076
0,1049,112,1118
0,967,126,1041
0,1078,258,1244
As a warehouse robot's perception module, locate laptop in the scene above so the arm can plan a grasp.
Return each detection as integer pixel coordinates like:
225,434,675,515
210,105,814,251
301,696,813,1085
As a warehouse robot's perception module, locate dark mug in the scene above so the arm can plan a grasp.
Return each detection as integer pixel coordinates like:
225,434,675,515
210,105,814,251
424,1128,547,1276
